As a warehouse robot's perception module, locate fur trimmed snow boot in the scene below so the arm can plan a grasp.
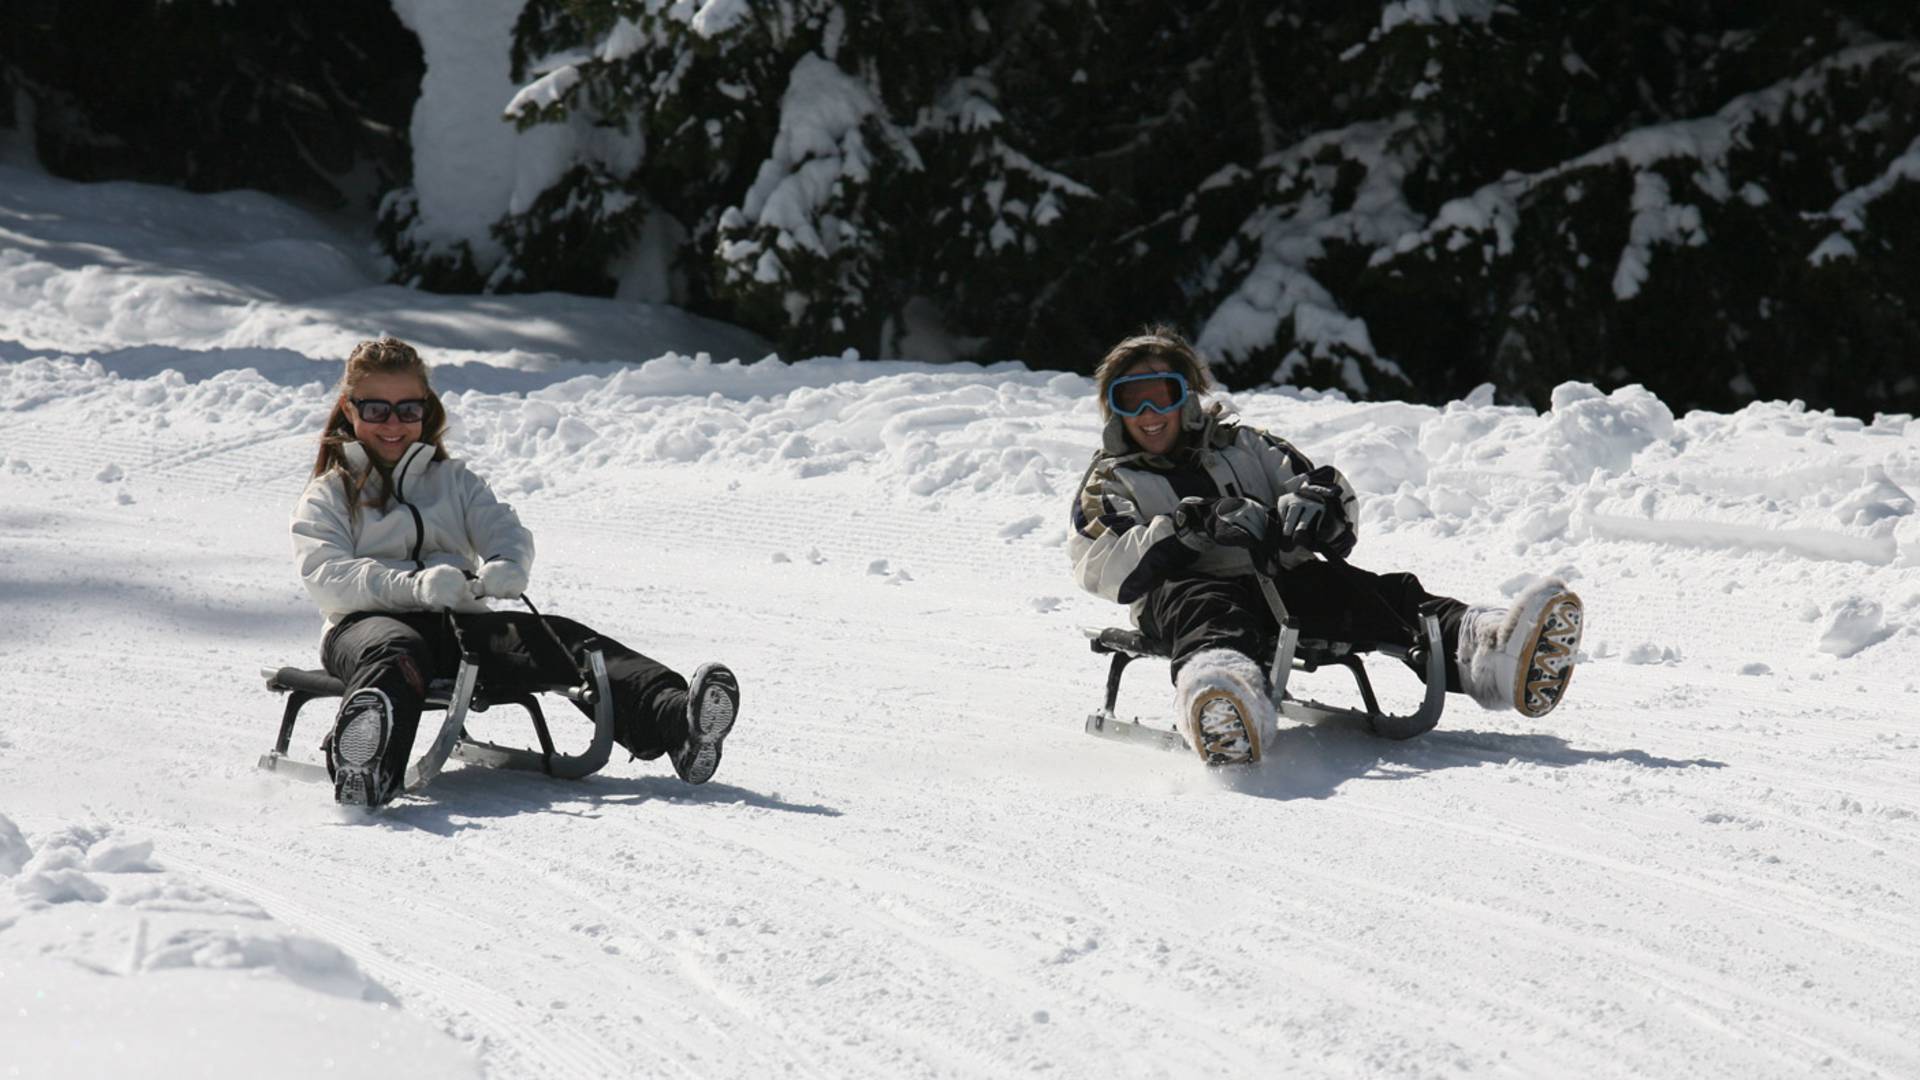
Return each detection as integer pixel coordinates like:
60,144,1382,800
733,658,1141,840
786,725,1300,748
1458,579,1584,718
672,663,739,785
1174,648,1275,766
329,688,396,807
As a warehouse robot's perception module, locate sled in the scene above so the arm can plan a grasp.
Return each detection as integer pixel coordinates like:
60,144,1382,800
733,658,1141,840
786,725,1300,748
1082,610,1447,754
256,649,617,793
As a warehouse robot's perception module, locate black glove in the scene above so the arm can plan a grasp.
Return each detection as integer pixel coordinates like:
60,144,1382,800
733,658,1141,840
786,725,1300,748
1172,496,1272,547
1270,492,1325,546
1172,489,1354,562
1313,520,1357,559
1294,466,1355,558
1204,496,1272,549
1169,496,1215,539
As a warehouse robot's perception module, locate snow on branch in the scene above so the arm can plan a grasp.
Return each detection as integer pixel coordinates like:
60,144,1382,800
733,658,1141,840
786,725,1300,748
1821,132,1920,232
712,51,921,337
1380,0,1501,34
1197,118,1422,395
723,53,916,264
1374,41,1920,301
505,64,582,121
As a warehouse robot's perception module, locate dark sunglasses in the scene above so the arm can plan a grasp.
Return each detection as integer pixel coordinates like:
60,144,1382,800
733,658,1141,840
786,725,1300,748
349,397,429,424
1107,371,1189,417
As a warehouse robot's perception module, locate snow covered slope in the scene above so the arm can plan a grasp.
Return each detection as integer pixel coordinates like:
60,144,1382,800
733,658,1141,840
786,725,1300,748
3,148,1919,1079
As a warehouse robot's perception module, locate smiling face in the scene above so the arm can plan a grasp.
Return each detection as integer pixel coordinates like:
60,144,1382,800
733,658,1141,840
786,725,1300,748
346,371,430,465
1117,358,1182,456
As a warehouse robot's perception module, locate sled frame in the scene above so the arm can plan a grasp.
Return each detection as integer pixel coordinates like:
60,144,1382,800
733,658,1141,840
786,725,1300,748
255,649,617,790
1082,613,1447,753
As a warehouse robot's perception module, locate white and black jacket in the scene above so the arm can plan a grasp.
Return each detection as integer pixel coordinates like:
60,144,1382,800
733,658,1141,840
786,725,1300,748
290,441,535,637
1068,402,1359,620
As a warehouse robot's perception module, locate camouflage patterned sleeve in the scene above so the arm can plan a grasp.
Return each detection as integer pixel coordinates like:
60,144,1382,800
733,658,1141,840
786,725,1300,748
1066,455,1206,604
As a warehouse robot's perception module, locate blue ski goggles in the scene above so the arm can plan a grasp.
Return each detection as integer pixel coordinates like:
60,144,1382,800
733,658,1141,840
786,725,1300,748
1107,371,1189,417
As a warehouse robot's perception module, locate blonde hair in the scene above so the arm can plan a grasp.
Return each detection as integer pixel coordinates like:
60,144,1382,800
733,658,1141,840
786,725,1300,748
310,336,449,512
1092,325,1215,419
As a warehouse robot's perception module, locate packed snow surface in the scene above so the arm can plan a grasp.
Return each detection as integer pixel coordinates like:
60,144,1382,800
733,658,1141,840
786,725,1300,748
4,147,1920,1079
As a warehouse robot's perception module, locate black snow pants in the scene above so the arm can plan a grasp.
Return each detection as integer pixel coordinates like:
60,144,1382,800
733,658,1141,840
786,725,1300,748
322,610,689,784
1138,561,1469,691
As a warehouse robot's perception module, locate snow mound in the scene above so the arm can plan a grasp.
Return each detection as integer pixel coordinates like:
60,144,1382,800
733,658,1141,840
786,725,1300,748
0,814,27,876
0,156,766,368
1818,597,1896,658
1546,381,1676,480
143,927,398,1003
0,814,477,1078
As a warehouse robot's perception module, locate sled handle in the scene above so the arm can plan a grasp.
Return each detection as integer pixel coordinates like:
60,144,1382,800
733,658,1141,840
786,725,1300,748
519,593,598,705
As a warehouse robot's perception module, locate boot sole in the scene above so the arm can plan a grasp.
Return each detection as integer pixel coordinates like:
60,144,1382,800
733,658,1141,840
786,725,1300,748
1514,592,1583,718
1189,688,1260,766
675,665,739,785
332,689,392,807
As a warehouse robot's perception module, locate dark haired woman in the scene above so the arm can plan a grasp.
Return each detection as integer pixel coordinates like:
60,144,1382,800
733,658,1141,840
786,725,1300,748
290,336,740,806
1069,327,1582,766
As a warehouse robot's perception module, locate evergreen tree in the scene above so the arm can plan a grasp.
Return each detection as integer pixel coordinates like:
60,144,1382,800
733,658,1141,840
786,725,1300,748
1174,2,1920,412
492,1,1104,360
0,0,420,211
9,1,1915,416
1334,5,1920,414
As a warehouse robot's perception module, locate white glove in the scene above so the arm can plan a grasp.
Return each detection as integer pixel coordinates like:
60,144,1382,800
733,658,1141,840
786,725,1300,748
476,559,528,599
413,565,471,610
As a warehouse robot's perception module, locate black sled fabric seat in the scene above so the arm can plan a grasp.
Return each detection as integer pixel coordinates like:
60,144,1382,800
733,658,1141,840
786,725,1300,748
263,666,540,715
260,658,614,784
1085,616,1446,743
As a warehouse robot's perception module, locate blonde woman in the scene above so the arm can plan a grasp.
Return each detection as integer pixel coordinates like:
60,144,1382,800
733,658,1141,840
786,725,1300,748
291,337,739,806
1069,327,1582,765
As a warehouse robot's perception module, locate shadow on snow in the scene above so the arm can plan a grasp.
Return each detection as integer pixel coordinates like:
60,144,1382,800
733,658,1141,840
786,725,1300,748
1219,718,1726,802
359,766,842,836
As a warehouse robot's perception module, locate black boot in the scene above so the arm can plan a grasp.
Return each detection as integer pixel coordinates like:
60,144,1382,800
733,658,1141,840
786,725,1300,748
329,688,397,807
671,664,739,785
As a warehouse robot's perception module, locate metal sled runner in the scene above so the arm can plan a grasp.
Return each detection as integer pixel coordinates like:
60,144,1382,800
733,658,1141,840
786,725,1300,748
1083,610,1447,754
256,650,617,792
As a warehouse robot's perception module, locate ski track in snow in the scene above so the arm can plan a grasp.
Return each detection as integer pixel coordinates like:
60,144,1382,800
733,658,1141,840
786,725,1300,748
4,359,1919,1079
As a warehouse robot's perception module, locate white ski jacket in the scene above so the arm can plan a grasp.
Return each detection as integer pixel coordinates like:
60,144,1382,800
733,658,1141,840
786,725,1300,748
1069,403,1358,620
290,441,535,638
